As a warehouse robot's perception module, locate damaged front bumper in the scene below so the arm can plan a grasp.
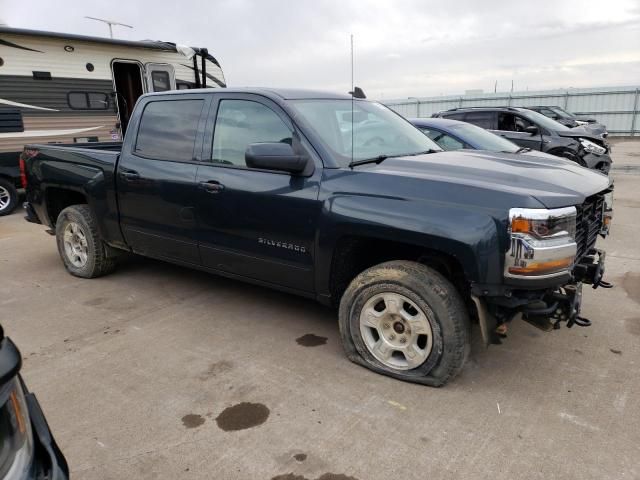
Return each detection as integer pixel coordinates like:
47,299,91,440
473,248,611,346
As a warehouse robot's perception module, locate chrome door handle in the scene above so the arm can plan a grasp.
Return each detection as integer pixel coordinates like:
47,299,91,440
120,170,140,180
199,181,225,193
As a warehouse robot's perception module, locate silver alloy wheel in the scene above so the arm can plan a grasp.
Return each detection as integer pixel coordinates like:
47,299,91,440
359,292,434,370
0,185,9,211
63,222,89,268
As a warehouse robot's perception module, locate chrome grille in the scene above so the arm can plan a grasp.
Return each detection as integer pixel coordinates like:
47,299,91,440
575,193,605,260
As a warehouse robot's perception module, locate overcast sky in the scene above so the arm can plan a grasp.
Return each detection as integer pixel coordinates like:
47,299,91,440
1,0,639,99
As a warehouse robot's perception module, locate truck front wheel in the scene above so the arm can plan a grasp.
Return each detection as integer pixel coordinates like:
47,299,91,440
339,260,470,387
55,205,117,278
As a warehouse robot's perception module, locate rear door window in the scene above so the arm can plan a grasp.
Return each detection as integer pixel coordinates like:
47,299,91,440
463,111,496,129
135,99,204,161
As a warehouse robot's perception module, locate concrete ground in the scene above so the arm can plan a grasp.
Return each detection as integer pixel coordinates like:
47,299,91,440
1,141,639,480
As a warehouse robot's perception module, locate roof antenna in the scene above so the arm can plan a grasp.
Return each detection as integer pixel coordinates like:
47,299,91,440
350,34,354,167
84,16,133,38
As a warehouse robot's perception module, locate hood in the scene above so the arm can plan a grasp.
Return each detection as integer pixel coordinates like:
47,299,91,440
368,150,611,209
573,115,597,123
581,123,607,137
556,126,606,143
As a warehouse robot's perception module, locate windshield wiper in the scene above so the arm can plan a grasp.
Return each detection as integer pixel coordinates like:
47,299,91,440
349,149,440,168
516,147,532,153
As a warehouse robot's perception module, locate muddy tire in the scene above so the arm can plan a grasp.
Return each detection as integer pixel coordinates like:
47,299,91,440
55,205,117,278
0,178,19,216
339,260,470,387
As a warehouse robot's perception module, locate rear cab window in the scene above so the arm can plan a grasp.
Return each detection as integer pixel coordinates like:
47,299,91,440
134,99,204,161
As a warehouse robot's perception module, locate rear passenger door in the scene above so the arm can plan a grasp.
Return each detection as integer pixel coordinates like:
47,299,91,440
116,94,209,264
194,93,321,292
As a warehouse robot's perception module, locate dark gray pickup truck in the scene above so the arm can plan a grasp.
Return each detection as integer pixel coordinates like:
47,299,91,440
21,88,613,386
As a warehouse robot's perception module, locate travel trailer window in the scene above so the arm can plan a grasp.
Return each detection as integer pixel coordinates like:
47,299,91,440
134,100,204,162
0,108,24,133
67,92,110,110
151,72,171,92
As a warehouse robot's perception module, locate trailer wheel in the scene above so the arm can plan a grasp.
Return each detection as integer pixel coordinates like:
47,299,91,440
0,178,19,216
339,260,470,387
55,205,117,278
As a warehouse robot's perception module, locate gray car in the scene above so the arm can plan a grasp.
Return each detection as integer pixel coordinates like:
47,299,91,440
432,106,611,174
527,106,608,138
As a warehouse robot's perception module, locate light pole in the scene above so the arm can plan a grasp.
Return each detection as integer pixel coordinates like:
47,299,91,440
408,97,420,117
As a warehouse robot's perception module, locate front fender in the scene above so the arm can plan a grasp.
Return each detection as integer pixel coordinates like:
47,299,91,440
315,194,506,297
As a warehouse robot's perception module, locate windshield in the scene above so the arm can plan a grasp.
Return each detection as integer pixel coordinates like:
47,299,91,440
448,123,519,153
523,109,571,131
550,106,575,118
290,100,442,166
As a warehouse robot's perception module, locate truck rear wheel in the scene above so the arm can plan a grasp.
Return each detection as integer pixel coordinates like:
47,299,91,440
0,178,19,216
339,260,470,387
55,205,117,278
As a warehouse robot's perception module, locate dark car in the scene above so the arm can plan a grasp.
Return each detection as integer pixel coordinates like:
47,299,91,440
432,106,611,173
410,117,571,161
22,88,613,386
0,325,69,479
527,106,607,137
0,153,22,216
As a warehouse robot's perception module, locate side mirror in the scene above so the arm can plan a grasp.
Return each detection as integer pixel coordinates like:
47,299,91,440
245,143,309,174
524,125,539,135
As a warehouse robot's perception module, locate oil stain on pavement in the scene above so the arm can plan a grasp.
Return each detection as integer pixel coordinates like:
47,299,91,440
198,360,234,381
295,333,328,347
215,402,270,431
621,272,640,303
181,414,205,429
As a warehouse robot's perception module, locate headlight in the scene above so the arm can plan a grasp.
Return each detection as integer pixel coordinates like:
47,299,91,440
580,138,606,156
575,120,588,126
0,378,34,479
505,207,577,277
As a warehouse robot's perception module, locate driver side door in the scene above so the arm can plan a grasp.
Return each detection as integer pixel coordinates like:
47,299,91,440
194,94,322,292
493,112,543,150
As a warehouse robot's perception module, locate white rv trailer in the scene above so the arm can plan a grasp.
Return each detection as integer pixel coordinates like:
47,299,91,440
0,26,226,214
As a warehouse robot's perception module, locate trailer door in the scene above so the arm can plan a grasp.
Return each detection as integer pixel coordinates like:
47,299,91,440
146,64,176,92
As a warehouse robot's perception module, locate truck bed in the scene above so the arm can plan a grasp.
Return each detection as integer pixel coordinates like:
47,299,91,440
26,141,122,152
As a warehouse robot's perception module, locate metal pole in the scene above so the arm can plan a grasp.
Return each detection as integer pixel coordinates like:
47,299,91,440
564,92,569,109
631,88,639,137
408,97,420,117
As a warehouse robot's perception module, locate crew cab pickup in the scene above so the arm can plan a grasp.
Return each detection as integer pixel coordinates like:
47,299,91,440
22,88,614,386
